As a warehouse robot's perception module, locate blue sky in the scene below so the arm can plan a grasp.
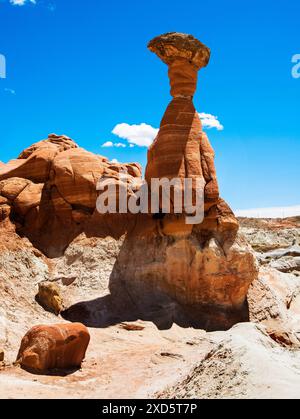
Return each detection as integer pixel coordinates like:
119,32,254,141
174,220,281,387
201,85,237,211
0,0,299,211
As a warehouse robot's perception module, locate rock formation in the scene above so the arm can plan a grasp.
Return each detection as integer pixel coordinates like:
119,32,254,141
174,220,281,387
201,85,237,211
145,33,219,211
17,323,90,372
0,34,258,332
110,33,258,329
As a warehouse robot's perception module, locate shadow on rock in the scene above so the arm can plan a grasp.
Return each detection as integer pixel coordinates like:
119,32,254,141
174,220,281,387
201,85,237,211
61,277,250,332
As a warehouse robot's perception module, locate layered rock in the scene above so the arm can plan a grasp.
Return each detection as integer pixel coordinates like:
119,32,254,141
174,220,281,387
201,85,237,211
17,323,90,372
146,33,218,211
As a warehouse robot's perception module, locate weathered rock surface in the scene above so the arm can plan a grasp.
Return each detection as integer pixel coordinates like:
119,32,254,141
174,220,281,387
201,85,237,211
148,32,210,98
111,230,258,330
17,134,78,159
159,323,300,399
248,267,300,348
240,217,300,276
17,323,90,372
239,217,300,252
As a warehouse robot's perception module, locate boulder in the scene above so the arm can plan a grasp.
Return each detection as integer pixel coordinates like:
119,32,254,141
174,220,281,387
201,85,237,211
14,182,43,216
36,281,64,315
17,323,90,372
0,178,30,200
0,149,57,183
52,148,107,209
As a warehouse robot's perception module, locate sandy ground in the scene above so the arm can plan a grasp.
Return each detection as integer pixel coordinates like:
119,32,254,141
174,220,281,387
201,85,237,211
0,322,211,399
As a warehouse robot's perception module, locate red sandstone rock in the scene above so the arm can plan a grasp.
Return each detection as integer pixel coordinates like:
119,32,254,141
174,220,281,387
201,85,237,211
148,33,209,99
0,178,30,200
0,148,56,183
14,182,43,216
18,134,78,159
146,33,220,214
17,323,90,372
0,133,142,256
52,148,107,209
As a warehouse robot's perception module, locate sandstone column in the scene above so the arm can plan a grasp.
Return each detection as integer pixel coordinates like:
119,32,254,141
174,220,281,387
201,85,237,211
145,32,219,212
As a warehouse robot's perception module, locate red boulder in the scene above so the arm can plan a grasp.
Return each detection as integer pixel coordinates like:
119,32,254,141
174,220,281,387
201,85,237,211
17,323,90,372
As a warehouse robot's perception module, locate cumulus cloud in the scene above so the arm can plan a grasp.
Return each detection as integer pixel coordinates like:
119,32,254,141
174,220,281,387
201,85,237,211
10,0,36,5
198,113,224,131
101,141,114,148
111,158,119,163
112,123,159,147
101,141,126,148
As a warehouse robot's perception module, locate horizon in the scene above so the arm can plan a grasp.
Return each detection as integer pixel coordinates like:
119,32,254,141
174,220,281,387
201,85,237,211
0,0,300,212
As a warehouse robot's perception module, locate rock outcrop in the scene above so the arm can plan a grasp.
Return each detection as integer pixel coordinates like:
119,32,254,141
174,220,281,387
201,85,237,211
17,323,90,372
0,134,142,257
240,217,300,277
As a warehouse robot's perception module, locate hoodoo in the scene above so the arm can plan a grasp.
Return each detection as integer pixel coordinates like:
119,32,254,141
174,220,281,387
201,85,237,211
110,33,259,329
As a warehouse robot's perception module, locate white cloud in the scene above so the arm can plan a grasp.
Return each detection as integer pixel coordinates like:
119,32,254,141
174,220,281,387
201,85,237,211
101,141,126,148
10,0,36,5
4,88,16,95
112,123,159,147
101,141,113,147
111,158,119,164
198,113,224,131
235,205,300,219
111,114,222,148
